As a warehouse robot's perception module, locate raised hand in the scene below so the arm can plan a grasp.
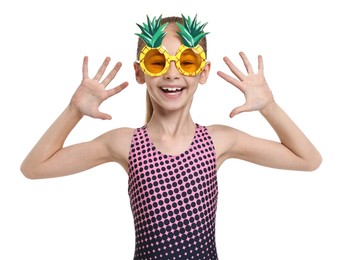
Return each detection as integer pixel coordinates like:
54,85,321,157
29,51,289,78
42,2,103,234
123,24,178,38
217,52,274,118
71,56,129,120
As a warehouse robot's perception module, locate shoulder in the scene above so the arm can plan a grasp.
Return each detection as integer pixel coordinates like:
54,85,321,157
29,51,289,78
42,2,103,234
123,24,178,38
99,127,135,151
103,127,135,139
205,124,249,163
206,123,271,161
94,127,136,167
206,124,241,144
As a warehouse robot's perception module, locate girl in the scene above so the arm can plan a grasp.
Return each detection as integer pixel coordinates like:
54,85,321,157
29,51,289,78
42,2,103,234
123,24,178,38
21,15,322,259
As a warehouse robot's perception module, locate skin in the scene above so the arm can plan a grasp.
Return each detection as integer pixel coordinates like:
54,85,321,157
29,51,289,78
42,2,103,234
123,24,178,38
21,23,322,179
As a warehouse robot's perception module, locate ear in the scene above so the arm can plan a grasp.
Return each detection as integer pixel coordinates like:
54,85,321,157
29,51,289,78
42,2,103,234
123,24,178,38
134,62,145,84
199,62,211,85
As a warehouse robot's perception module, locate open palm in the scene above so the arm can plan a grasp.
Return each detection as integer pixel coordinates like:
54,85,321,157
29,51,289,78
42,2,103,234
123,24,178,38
217,52,274,118
71,56,129,120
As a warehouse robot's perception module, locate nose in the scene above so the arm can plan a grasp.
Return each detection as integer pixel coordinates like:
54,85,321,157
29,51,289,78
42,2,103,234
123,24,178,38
163,60,180,79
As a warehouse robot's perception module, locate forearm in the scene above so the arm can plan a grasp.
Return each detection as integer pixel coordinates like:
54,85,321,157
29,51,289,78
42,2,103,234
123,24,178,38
260,101,322,170
21,104,83,178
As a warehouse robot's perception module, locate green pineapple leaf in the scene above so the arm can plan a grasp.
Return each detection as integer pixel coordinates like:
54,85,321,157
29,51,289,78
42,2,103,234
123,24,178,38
135,15,168,48
176,14,209,47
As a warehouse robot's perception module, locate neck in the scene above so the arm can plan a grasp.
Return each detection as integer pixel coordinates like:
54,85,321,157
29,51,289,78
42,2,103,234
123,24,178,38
147,107,195,136
146,109,197,156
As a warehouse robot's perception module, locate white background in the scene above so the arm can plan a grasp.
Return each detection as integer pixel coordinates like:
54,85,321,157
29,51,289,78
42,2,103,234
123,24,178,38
1,0,337,259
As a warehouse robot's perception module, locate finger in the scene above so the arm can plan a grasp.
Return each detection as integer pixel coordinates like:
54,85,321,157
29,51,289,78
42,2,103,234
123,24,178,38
91,108,112,120
93,57,111,81
95,111,112,120
101,62,123,87
239,52,254,74
106,82,129,98
82,56,89,79
217,71,245,92
257,55,264,75
222,56,246,81
229,104,249,118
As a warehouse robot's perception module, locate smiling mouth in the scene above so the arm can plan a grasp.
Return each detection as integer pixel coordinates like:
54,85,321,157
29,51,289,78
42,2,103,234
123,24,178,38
160,87,184,95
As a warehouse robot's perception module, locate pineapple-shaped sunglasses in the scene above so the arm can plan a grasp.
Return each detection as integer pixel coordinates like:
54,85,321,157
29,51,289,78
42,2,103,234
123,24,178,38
136,14,209,77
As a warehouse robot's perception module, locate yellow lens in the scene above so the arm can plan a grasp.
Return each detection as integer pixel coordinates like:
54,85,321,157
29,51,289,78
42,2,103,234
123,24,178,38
179,49,202,74
144,49,166,74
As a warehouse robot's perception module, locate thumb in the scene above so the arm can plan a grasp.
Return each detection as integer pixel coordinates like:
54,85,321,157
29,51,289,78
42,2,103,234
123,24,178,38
229,104,248,118
94,111,112,120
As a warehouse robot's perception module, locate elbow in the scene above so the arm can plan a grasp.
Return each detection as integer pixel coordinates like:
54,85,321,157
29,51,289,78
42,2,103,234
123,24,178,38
20,162,40,180
304,153,323,172
20,165,34,179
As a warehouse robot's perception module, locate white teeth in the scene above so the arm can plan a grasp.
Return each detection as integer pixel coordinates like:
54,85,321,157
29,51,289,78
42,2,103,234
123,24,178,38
161,87,182,92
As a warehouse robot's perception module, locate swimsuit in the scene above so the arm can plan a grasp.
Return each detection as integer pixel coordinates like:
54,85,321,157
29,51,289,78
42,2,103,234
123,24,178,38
128,124,218,259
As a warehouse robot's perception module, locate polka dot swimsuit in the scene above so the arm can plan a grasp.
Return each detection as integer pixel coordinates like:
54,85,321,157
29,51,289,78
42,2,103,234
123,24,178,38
128,124,219,259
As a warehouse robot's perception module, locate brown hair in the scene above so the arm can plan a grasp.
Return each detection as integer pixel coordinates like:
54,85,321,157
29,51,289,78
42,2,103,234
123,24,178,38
136,16,208,124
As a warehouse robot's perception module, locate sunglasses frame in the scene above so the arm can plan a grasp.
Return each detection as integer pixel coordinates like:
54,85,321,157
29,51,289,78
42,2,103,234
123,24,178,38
138,44,206,77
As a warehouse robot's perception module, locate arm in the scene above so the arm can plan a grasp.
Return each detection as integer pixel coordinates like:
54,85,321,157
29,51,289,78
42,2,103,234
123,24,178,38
21,56,129,179
214,52,322,171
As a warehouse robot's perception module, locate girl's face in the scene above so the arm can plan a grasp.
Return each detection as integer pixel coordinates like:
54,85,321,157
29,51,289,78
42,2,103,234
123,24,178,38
135,23,210,113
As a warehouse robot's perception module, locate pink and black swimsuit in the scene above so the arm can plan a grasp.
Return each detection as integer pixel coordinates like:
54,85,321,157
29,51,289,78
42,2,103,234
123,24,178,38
128,124,219,259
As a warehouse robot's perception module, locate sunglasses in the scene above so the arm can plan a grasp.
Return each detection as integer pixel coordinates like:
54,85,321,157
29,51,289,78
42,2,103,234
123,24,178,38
138,44,206,77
